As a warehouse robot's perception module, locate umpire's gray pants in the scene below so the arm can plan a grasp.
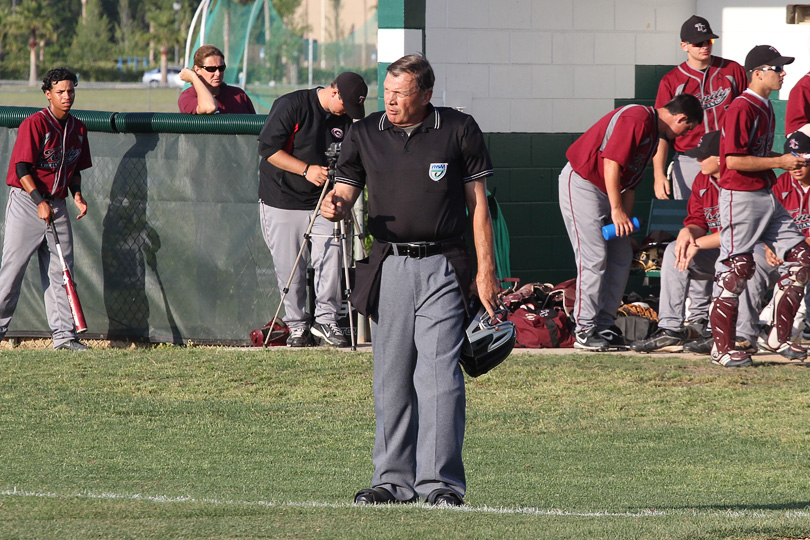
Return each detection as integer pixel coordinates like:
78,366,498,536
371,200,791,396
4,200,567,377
259,203,341,330
559,163,632,333
657,243,719,332
370,253,466,502
0,188,78,347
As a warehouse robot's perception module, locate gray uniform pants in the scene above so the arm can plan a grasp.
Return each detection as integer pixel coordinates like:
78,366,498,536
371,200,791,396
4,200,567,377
657,243,719,332
0,188,78,347
370,253,466,501
259,203,341,330
657,241,769,341
671,153,702,201
737,244,779,343
559,163,632,333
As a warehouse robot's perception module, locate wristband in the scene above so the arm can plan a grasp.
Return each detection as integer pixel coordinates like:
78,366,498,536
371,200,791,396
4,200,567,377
302,164,311,177
28,190,44,205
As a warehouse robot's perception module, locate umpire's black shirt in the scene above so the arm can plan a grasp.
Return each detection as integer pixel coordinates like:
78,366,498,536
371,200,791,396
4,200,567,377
258,88,352,210
335,105,493,243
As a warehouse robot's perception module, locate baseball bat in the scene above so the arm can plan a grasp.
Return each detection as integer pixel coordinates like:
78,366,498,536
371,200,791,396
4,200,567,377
50,224,87,333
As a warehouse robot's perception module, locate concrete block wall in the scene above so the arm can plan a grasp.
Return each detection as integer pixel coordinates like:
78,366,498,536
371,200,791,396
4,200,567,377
426,0,697,133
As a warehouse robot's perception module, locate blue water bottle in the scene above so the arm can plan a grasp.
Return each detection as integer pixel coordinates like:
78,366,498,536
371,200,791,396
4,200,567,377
602,217,640,241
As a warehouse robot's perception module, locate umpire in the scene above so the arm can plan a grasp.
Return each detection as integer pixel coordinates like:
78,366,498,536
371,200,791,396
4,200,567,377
321,54,500,506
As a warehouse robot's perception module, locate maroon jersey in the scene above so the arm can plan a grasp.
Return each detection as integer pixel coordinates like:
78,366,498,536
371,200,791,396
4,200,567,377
5,108,92,200
718,90,776,192
566,105,658,194
773,171,810,237
178,83,256,114
684,172,721,234
785,72,810,135
655,56,747,153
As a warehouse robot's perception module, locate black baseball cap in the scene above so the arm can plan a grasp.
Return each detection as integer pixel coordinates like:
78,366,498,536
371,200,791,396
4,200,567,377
335,72,368,120
680,15,718,44
685,130,721,160
744,45,795,72
785,129,810,154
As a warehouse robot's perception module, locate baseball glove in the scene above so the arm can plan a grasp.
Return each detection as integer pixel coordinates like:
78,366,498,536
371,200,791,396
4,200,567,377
618,302,658,322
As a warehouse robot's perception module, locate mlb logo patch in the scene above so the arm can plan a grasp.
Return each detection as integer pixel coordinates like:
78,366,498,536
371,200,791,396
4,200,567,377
429,163,447,181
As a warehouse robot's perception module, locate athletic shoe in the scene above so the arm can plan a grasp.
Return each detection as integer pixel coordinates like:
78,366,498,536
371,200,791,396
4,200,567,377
759,340,808,361
54,339,90,351
426,488,464,506
574,329,609,351
684,318,710,339
684,336,712,355
629,327,688,353
596,326,628,350
311,322,349,347
287,327,312,348
710,348,752,368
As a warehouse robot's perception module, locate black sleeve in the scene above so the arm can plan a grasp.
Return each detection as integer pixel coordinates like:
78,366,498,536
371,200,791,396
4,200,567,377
15,162,33,181
257,94,299,160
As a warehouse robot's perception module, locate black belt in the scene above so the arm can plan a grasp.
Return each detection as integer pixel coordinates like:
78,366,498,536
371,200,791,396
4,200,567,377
389,241,444,259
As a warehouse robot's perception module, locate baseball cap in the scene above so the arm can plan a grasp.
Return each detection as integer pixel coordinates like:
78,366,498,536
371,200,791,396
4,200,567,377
684,130,721,160
680,15,718,44
785,129,810,155
335,72,368,120
744,45,795,72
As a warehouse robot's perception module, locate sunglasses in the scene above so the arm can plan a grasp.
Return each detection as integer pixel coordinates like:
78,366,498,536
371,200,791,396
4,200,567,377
689,39,714,47
198,64,226,73
759,65,784,73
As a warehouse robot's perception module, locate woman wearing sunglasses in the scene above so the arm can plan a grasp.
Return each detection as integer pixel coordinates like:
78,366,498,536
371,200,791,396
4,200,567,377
178,45,255,115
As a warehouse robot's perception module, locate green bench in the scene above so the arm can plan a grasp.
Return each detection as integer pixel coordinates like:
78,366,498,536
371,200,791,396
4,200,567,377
640,199,688,279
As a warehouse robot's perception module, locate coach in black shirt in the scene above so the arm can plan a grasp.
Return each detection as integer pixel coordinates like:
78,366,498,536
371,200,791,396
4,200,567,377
321,54,499,506
258,72,367,347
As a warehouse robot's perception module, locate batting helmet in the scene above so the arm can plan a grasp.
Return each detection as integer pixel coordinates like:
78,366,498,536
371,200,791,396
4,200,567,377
459,298,516,377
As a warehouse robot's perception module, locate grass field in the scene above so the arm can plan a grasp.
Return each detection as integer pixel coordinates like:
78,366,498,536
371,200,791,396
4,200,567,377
2,346,810,539
0,83,379,114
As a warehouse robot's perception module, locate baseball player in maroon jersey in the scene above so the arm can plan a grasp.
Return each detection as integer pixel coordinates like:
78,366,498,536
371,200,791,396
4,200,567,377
0,67,92,350
785,72,810,135
710,45,810,367
559,94,703,351
653,15,747,201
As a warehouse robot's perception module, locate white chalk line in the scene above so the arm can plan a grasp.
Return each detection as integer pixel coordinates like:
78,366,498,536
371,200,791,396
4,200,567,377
3,488,810,519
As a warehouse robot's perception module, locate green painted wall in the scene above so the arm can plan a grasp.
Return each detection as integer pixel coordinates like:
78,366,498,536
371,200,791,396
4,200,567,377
485,64,791,288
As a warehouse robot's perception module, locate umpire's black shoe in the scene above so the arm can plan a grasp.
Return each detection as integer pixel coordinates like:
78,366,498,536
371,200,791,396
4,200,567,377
426,488,464,507
354,487,416,505
311,322,348,347
54,339,90,351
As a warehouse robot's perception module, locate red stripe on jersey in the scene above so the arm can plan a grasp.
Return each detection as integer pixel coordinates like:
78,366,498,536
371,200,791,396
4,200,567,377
282,123,300,154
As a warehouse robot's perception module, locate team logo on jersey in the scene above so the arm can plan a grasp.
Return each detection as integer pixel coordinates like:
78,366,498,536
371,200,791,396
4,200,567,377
429,163,447,181
704,206,721,231
792,210,810,233
331,128,344,139
701,88,731,110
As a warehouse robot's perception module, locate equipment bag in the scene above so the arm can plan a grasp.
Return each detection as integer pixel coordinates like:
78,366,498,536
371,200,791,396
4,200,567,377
507,305,574,348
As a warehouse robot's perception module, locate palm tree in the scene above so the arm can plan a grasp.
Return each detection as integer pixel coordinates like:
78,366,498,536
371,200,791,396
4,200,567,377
147,3,181,85
11,0,55,86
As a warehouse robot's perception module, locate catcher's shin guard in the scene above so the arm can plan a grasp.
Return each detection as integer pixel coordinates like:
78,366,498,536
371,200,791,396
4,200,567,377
710,253,755,354
763,242,810,347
